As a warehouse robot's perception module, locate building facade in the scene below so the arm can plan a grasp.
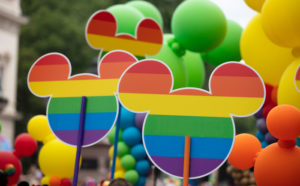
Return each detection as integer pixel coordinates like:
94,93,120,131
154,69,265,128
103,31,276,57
0,0,27,144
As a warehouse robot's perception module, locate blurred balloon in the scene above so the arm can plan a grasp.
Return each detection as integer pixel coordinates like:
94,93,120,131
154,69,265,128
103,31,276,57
203,20,243,66
125,170,139,184
27,115,52,142
256,118,267,133
122,127,142,146
241,15,295,86
107,5,144,36
0,151,21,185
254,108,263,119
110,157,122,171
41,177,50,185
265,132,277,144
256,131,265,142
117,142,130,157
131,144,147,161
0,136,12,152
121,154,136,170
39,139,77,178
135,113,147,131
135,160,150,176
228,134,261,169
262,103,276,118
278,59,300,110
114,170,125,178
49,176,60,186
147,34,187,89
60,178,72,186
244,0,266,12
135,176,146,186
182,51,205,88
261,141,268,148
262,0,300,48
107,127,123,145
120,106,136,129
127,1,163,28
171,0,226,52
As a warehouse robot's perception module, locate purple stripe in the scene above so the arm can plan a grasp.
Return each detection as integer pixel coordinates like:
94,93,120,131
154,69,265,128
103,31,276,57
151,156,223,177
55,129,109,146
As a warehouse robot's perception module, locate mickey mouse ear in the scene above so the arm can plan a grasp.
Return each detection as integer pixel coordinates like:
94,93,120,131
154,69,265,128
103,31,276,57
228,133,261,169
266,105,300,141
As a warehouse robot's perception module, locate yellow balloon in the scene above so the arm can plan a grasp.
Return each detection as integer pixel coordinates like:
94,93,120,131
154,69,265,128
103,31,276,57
39,139,78,178
262,0,300,48
244,0,265,12
114,170,125,178
241,14,295,86
278,59,300,109
110,157,122,170
108,146,114,159
27,115,52,142
41,176,50,185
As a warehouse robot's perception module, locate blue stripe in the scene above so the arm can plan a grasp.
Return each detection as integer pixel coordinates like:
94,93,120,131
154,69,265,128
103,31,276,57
144,135,233,159
49,112,116,130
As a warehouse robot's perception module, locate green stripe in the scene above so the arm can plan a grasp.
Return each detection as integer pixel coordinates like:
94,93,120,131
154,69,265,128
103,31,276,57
48,96,117,114
144,115,234,138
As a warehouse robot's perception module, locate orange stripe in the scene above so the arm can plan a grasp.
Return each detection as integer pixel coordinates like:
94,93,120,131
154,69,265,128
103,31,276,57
211,76,264,97
137,27,162,44
119,73,172,94
29,65,69,82
214,63,258,77
99,62,137,79
87,19,116,36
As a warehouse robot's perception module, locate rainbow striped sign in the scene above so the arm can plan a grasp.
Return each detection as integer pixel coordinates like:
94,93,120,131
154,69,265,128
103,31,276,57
28,51,138,146
296,66,300,92
85,10,163,57
118,60,265,178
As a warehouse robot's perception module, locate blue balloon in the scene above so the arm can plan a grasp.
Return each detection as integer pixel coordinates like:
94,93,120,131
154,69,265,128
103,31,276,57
120,106,136,129
131,144,147,160
261,140,268,148
256,130,265,142
134,176,146,186
135,160,150,176
297,137,300,147
256,118,268,133
122,127,142,146
189,179,198,186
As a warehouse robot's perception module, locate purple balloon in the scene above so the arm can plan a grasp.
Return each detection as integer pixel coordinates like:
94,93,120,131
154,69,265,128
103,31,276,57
265,132,277,144
256,118,268,133
135,113,147,131
254,108,264,118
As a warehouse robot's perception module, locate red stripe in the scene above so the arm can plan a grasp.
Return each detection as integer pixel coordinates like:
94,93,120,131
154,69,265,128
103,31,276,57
29,64,69,82
100,62,137,79
87,19,116,36
139,19,161,29
91,11,115,22
35,54,69,66
296,68,300,80
127,61,170,74
137,27,163,44
213,63,258,77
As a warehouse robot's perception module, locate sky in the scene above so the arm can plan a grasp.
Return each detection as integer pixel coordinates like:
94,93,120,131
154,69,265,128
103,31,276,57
210,0,256,28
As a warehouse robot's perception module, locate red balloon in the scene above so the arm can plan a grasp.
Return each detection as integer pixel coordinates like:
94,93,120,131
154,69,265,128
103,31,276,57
262,103,276,118
0,151,22,185
14,133,37,157
60,178,72,186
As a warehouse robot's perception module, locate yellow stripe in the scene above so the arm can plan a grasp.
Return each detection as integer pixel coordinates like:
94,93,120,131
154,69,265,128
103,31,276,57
119,93,264,117
29,79,118,97
87,34,161,56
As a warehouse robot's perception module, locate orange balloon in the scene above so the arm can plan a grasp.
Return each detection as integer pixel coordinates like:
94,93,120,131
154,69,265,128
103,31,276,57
254,143,300,186
266,105,300,140
228,134,261,169
49,176,61,186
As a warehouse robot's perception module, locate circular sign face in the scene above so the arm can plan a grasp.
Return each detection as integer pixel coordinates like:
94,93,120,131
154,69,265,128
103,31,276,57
118,60,265,178
28,51,138,146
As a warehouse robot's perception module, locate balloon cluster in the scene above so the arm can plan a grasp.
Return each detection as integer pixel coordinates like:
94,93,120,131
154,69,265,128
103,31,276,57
226,164,255,186
27,115,74,186
229,105,300,186
0,133,37,185
107,106,150,186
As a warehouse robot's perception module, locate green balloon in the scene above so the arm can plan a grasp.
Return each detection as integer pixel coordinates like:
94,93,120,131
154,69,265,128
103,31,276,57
146,34,187,89
124,170,139,184
107,127,123,144
121,154,136,170
182,51,205,88
107,4,144,36
127,0,163,28
117,141,130,157
203,20,243,66
171,0,227,52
